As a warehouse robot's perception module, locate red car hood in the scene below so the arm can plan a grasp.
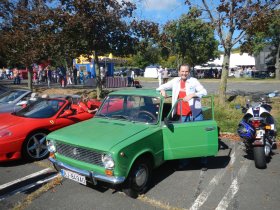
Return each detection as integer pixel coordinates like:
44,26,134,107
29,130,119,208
0,113,30,130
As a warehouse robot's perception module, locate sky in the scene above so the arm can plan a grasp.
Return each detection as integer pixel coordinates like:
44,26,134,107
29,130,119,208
124,0,189,26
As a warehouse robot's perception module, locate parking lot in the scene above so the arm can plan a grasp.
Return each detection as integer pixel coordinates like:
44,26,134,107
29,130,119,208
0,138,279,210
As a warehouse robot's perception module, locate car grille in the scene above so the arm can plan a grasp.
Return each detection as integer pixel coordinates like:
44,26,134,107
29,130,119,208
56,142,104,167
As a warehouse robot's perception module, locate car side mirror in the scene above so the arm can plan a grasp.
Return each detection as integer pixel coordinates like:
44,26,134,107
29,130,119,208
60,109,73,118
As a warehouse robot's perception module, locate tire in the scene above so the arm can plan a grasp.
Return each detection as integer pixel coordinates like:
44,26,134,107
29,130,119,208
253,146,267,169
123,158,152,198
22,131,49,161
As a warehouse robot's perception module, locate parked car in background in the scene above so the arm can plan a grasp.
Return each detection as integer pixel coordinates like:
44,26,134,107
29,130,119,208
0,97,101,162
133,68,144,77
47,89,218,198
168,68,178,77
0,89,32,113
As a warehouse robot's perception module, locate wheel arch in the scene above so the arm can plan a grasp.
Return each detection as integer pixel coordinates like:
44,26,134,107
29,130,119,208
125,151,155,178
24,128,51,141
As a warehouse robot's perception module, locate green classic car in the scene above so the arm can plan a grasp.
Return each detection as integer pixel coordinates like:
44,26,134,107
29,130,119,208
47,89,218,198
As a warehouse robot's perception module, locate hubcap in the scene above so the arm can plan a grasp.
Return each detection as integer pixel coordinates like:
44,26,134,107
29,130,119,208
27,133,48,159
135,166,147,187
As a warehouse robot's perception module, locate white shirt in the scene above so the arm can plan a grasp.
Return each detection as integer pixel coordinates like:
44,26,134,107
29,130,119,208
157,77,207,116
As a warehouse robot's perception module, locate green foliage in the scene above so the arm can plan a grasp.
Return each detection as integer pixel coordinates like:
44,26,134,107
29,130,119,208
160,55,177,69
161,8,219,67
130,44,160,69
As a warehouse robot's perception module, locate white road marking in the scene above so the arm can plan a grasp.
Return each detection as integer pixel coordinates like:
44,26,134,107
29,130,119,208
189,143,237,210
0,173,59,201
0,168,51,190
215,160,250,210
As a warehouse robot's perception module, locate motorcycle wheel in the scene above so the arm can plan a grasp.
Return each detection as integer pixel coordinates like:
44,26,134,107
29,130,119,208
253,146,267,169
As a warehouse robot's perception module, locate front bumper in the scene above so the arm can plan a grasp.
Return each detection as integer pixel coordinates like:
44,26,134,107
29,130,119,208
49,157,126,185
0,138,22,162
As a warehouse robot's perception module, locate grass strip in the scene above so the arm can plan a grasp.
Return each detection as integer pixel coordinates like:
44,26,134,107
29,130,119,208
12,175,63,210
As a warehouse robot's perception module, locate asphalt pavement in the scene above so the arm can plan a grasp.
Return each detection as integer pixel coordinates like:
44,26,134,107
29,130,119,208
0,139,279,210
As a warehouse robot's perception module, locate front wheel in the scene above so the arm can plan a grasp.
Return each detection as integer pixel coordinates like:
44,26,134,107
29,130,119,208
253,146,267,169
22,131,49,161
123,158,152,198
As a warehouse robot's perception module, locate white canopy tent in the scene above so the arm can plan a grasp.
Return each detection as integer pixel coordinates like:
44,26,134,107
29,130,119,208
195,53,255,69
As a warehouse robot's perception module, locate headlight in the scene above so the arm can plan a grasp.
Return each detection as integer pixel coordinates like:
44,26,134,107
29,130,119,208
0,129,12,138
101,154,115,169
47,140,56,153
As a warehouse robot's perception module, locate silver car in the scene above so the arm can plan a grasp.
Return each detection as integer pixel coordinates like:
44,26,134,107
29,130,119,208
0,89,32,113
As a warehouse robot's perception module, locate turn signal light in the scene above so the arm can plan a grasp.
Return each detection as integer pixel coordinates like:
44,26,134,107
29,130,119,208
265,125,271,130
105,170,113,176
49,153,55,158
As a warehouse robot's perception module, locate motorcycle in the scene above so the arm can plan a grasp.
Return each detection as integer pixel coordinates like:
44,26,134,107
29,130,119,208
237,97,277,169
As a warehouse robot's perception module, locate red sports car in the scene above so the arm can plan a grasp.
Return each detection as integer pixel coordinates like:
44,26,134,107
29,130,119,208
0,97,101,162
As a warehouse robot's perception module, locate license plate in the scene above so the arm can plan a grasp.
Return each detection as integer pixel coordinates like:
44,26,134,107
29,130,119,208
256,130,264,138
61,169,86,185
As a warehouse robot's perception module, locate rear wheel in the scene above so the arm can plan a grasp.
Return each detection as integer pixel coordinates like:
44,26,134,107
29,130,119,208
22,131,49,161
253,146,267,169
123,158,152,198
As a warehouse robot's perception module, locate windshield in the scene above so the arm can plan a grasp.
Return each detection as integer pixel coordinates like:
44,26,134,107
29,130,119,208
0,90,26,103
95,95,160,124
14,98,66,118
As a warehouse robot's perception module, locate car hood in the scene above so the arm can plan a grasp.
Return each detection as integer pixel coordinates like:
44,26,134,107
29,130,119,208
0,113,26,129
47,118,150,152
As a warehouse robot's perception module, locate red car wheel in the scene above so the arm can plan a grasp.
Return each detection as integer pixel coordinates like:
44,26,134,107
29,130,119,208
22,132,49,161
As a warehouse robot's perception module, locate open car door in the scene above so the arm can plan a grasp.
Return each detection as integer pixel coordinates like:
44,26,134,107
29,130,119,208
162,96,218,160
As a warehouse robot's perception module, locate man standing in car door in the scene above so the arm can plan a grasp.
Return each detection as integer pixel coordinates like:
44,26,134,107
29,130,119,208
156,64,208,171
157,64,207,121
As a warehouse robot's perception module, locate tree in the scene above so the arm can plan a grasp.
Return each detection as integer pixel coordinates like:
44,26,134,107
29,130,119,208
58,0,158,98
241,10,280,80
185,0,280,105
131,44,161,69
161,8,219,71
0,0,57,90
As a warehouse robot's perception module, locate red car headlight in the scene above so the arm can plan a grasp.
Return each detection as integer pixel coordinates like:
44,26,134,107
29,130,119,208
0,129,13,138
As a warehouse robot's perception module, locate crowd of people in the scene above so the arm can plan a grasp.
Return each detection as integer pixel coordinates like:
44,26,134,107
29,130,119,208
31,66,85,88
0,68,22,84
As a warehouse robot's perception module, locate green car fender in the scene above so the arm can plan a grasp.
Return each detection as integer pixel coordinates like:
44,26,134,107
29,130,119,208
110,129,163,178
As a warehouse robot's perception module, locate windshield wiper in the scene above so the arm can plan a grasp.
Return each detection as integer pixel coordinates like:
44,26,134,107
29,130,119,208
95,113,109,118
111,115,130,120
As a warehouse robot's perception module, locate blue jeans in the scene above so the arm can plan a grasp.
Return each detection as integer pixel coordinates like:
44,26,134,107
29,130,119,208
180,113,203,122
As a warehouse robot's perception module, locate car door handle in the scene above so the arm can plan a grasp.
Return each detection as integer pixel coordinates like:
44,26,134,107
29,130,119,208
205,127,215,131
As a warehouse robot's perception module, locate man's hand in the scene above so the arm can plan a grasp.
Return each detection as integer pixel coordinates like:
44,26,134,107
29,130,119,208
183,93,195,101
160,90,168,98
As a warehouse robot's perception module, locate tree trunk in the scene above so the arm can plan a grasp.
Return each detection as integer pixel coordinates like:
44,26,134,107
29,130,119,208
275,43,280,80
27,67,33,91
94,53,102,99
218,49,231,105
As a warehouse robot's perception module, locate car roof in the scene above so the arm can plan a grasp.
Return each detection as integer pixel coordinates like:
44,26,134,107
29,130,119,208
109,89,163,97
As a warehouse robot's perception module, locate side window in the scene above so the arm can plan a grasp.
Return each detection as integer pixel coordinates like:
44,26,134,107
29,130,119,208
200,97,213,121
19,93,32,102
165,96,214,123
